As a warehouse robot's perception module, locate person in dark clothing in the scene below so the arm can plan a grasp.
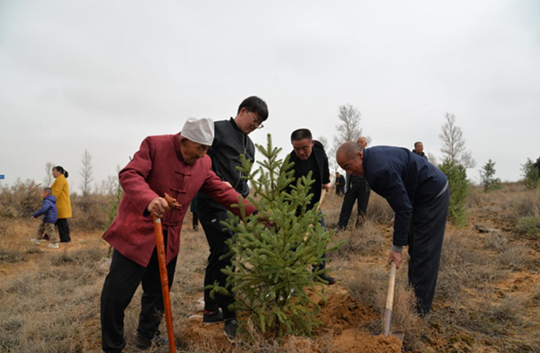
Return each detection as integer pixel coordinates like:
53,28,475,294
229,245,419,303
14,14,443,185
337,142,449,315
195,96,269,336
337,137,371,230
190,198,199,231
335,172,345,196
412,141,428,160
535,157,540,178
288,128,335,285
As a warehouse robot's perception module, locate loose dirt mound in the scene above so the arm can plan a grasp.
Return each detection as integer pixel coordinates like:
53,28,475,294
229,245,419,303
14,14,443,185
179,285,402,353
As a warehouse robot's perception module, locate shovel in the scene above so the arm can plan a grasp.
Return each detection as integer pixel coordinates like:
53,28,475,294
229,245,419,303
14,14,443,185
380,261,404,342
152,193,182,353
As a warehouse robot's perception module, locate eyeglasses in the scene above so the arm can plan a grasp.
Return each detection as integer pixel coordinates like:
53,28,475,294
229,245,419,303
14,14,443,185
249,112,264,129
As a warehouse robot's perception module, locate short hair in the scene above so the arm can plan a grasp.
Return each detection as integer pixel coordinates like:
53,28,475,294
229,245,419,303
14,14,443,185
290,128,312,142
339,141,364,159
414,141,423,147
43,187,53,195
238,96,269,121
53,166,69,178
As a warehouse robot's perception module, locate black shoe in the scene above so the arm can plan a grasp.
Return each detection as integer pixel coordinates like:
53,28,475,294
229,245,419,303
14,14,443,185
135,333,168,350
316,274,336,285
203,310,224,324
224,318,238,341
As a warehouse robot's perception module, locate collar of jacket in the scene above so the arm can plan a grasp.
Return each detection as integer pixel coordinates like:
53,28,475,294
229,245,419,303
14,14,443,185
229,117,244,134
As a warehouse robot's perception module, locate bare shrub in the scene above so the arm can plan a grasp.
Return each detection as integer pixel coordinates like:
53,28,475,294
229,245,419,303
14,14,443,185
483,231,508,252
437,230,508,306
366,193,393,223
508,190,540,220
50,247,105,267
0,179,42,217
498,244,527,271
393,284,426,351
70,193,110,231
334,220,384,258
0,248,25,263
344,265,386,310
468,293,527,336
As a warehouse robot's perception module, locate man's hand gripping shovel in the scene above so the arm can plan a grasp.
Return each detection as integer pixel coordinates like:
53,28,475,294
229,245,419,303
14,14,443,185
152,193,182,353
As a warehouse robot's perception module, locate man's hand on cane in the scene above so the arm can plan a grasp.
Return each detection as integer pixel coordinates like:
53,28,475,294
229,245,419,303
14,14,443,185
148,198,169,218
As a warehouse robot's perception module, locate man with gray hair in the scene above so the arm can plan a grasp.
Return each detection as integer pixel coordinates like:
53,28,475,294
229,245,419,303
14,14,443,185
336,142,449,316
100,117,258,352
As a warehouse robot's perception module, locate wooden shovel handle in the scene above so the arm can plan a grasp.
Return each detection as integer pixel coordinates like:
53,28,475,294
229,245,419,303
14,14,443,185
152,192,181,353
383,261,397,336
152,216,176,353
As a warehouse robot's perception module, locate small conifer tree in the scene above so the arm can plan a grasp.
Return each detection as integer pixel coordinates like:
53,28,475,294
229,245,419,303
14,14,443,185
439,158,468,226
210,134,337,338
521,158,540,189
479,159,501,192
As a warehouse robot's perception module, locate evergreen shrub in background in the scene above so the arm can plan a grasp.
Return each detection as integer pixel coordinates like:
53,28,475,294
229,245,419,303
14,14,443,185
439,158,468,226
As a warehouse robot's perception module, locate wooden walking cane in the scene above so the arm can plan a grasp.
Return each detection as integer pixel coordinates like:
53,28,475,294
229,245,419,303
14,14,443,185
152,193,182,353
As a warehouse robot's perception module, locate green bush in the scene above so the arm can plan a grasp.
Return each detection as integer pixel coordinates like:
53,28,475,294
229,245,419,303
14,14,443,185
516,216,540,238
479,159,501,192
439,158,468,226
521,158,540,189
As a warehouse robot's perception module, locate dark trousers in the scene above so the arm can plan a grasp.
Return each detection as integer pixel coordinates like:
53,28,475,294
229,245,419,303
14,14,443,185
338,180,371,229
196,199,235,319
56,218,71,242
192,212,199,229
408,187,450,315
100,235,178,353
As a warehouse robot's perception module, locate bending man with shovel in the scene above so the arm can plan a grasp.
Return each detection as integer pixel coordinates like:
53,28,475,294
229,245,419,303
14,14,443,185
336,142,449,315
100,117,258,353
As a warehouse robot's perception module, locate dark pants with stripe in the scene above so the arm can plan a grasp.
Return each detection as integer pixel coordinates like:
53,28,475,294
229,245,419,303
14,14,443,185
338,179,371,229
100,232,177,353
56,218,71,242
196,199,236,320
408,188,450,315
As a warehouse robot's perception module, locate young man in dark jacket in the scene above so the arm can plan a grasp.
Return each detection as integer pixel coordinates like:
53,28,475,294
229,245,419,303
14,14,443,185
30,187,59,248
287,128,335,284
195,96,269,338
337,142,449,315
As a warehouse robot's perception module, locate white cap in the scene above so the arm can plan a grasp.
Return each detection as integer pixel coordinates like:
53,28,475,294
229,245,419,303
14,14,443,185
180,117,214,146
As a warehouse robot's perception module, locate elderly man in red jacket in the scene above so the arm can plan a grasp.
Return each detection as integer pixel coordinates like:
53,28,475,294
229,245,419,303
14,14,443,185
100,117,257,353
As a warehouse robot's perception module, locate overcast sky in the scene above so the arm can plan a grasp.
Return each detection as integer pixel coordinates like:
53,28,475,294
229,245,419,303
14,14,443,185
1,0,539,192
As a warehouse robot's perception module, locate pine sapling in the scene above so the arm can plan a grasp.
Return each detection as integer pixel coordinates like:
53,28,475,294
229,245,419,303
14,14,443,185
209,134,338,339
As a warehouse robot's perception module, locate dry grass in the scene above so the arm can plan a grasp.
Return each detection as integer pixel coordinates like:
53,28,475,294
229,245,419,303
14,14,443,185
332,220,385,259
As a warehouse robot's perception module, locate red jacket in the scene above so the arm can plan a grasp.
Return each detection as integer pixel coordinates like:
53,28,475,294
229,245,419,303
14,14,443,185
103,132,257,267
